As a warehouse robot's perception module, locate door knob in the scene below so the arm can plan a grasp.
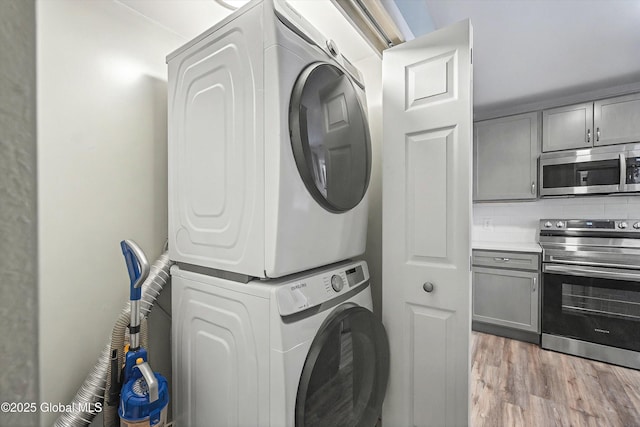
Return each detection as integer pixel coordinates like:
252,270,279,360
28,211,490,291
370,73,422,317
423,282,434,293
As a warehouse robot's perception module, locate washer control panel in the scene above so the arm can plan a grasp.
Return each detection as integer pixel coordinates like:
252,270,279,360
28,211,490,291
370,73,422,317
276,261,369,316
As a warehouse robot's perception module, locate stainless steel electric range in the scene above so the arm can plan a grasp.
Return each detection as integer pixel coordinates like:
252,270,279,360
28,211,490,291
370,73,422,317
539,219,640,369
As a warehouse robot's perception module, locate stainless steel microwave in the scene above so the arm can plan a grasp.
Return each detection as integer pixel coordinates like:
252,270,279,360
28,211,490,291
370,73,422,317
540,143,640,196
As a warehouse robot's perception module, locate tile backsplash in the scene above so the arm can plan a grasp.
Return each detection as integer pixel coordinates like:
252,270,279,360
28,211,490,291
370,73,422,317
473,196,640,243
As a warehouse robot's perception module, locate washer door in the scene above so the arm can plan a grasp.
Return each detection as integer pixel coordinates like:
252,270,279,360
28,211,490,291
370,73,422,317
289,63,371,213
295,304,389,427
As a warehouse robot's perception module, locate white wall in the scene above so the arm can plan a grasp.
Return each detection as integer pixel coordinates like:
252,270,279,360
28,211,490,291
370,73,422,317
37,1,186,424
0,2,38,427
474,196,640,243
354,55,383,318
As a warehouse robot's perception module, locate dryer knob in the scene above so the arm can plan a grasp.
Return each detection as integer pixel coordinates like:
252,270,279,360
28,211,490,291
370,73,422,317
326,39,339,57
331,274,344,292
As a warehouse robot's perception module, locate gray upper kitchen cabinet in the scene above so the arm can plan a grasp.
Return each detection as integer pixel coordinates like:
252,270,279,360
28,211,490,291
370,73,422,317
594,92,640,146
474,112,539,201
542,102,593,152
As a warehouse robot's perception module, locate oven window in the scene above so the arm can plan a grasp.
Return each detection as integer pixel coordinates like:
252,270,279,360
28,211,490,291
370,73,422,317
543,272,640,352
543,159,619,188
562,283,640,321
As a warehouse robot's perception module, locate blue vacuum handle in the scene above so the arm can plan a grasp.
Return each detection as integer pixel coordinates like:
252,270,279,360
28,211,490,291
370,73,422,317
120,239,150,301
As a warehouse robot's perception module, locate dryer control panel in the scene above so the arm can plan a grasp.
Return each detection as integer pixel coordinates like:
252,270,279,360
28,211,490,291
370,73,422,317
276,261,369,316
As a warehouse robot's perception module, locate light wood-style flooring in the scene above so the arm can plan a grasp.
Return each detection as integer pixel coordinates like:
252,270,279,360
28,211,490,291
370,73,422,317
471,332,640,426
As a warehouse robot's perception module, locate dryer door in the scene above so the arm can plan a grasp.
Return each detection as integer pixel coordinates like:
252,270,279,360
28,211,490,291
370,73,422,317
295,304,389,427
290,63,371,213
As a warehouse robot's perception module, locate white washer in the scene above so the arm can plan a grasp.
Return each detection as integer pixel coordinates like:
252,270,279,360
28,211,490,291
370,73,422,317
167,0,372,279
171,260,389,427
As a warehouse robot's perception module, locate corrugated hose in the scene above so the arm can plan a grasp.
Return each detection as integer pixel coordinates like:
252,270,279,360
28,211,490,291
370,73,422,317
53,251,172,427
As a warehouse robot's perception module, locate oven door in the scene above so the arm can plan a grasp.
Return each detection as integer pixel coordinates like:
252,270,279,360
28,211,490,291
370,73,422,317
542,263,640,352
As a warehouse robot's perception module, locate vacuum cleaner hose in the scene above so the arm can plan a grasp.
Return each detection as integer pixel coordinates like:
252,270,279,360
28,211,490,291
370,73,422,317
54,251,172,427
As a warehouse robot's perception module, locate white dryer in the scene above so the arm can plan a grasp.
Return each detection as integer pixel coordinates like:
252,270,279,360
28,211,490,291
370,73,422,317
167,0,372,278
171,260,389,427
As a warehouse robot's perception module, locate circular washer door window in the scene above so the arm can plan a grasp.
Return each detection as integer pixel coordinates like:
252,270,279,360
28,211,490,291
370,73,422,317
290,63,371,213
295,304,389,427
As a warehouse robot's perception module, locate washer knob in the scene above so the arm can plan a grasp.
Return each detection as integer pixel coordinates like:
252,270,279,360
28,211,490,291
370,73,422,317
544,221,552,228
556,221,564,228
331,274,344,292
619,221,628,229
634,222,640,230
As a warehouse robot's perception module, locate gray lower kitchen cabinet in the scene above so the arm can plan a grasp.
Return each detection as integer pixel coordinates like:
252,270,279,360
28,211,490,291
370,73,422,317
594,92,640,146
473,267,539,332
542,102,593,152
473,112,539,201
472,250,541,342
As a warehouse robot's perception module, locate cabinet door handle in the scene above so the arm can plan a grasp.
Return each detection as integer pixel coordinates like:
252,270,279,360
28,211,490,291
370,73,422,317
423,282,435,293
531,182,536,195
493,257,510,262
532,277,537,293
587,129,591,143
596,127,600,142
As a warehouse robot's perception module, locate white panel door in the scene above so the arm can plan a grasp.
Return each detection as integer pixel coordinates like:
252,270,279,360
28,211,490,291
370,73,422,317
382,20,473,427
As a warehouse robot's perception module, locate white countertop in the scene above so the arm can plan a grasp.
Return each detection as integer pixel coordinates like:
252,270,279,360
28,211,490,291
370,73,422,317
472,241,542,253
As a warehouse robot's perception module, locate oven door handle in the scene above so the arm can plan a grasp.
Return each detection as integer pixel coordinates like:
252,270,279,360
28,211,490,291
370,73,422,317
543,263,640,282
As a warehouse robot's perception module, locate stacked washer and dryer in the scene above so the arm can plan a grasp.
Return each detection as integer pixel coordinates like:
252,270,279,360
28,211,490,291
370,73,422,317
166,0,389,426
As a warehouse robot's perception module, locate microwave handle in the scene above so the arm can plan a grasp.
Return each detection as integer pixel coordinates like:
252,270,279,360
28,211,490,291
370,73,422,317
619,153,626,191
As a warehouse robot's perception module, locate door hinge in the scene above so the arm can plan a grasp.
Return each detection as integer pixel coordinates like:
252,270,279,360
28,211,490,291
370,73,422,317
470,48,473,64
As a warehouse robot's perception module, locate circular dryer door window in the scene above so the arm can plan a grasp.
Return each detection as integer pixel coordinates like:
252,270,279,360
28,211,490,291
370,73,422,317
295,304,389,427
290,63,371,213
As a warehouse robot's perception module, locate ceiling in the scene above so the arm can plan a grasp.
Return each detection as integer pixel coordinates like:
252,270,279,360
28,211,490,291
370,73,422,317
116,0,640,112
116,0,374,64
116,0,230,42
404,0,640,111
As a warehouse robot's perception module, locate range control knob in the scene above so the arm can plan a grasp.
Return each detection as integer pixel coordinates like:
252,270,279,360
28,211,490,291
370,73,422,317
556,221,564,228
619,221,628,229
634,222,640,230
544,221,552,228
331,274,344,292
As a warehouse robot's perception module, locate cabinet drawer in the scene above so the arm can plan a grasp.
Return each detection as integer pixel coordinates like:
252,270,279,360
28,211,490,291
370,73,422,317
472,250,539,270
472,267,540,333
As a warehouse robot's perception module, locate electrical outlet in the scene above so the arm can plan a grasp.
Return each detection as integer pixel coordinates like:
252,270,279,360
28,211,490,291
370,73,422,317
483,218,493,230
